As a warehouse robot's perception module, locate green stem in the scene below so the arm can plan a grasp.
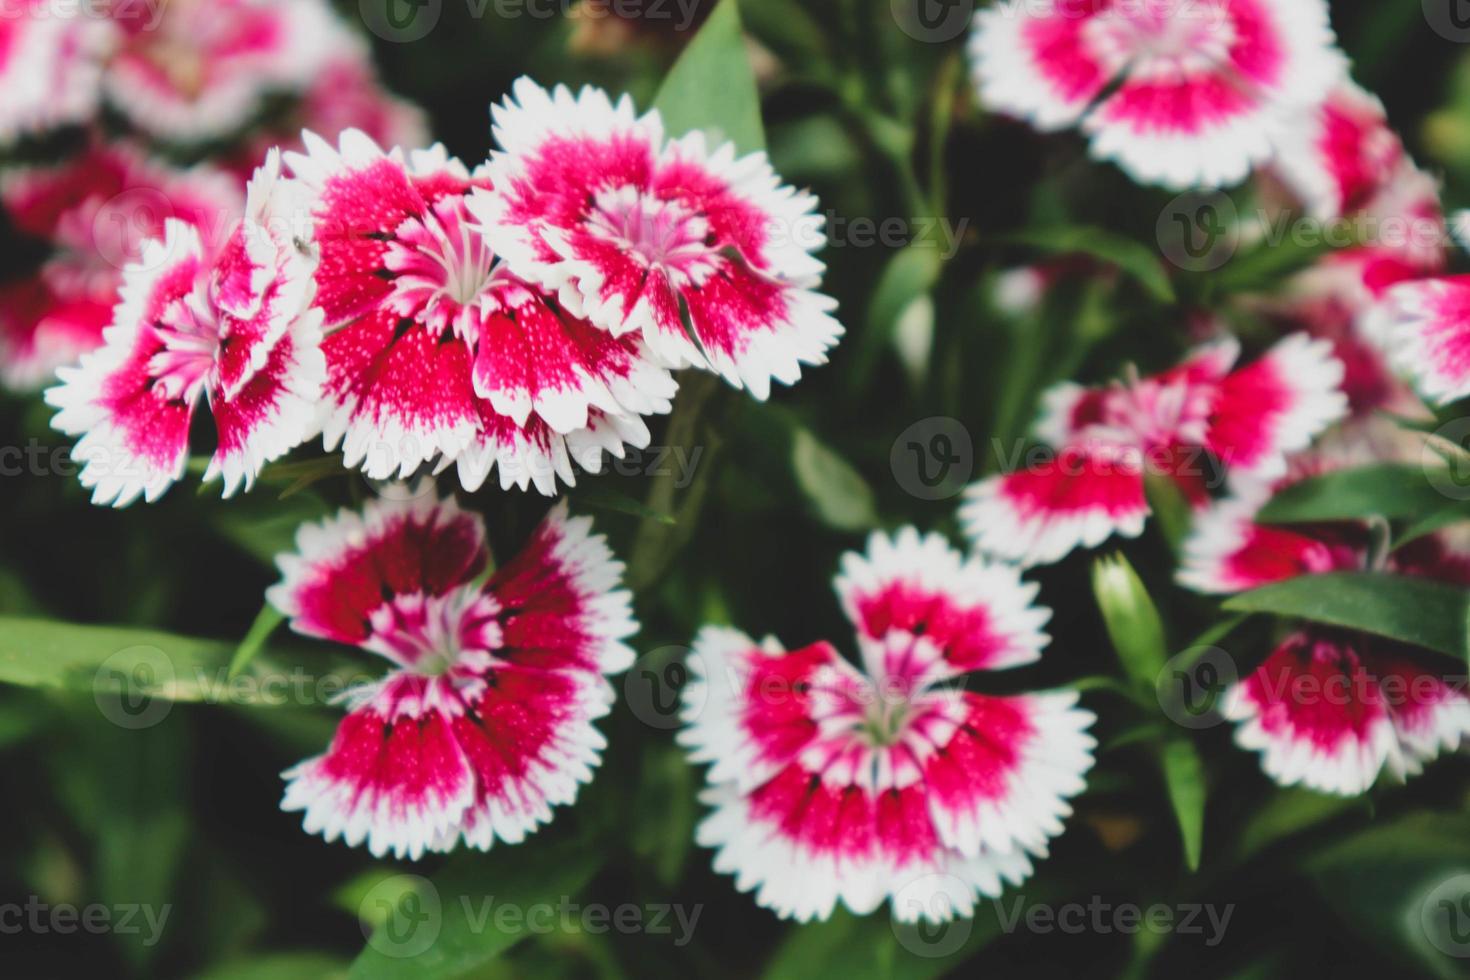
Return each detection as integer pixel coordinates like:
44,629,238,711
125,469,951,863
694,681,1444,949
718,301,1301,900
628,372,726,593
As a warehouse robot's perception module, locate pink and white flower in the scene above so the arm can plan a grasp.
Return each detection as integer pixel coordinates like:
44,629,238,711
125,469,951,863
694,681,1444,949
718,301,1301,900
0,0,112,144
284,129,677,495
1381,270,1470,406
0,142,241,390
469,78,843,399
1253,80,1449,412
679,529,1095,922
269,490,636,859
961,333,1347,567
223,15,429,180
46,152,324,505
1179,487,1470,794
969,0,1345,189
103,0,339,143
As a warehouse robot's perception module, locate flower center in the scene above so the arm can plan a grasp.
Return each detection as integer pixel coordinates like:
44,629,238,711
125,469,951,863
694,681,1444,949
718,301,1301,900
585,185,712,276
387,196,496,340
365,586,501,677
149,285,221,404
1087,2,1238,78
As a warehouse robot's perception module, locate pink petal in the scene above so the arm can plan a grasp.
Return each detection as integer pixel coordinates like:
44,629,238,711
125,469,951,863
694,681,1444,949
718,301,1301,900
487,501,638,676
834,527,1051,674
281,673,476,860
960,446,1149,567
1382,275,1470,405
267,492,489,645
1227,630,1395,796
44,223,208,506
453,663,613,850
1178,497,1362,594
923,692,1095,858
1206,332,1347,483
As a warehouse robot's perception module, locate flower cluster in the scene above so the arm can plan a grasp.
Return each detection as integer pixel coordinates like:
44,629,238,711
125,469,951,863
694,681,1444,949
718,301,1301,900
0,0,425,397
11,0,1470,943
44,77,845,502
1179,461,1470,795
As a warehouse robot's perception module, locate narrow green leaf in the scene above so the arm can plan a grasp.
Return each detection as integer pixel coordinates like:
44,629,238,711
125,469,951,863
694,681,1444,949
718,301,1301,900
850,245,943,391
196,954,349,980
228,604,284,679
1092,554,1169,692
1144,472,1191,553
570,485,676,525
1398,502,1470,547
0,616,365,705
652,0,764,153
1223,572,1470,660
349,838,600,980
791,428,878,532
1003,226,1175,304
1258,463,1451,524
1159,738,1206,871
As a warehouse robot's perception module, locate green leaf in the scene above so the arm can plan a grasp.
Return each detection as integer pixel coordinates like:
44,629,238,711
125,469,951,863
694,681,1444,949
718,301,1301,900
196,954,349,980
1213,231,1337,293
791,428,878,532
1258,464,1452,524
1003,226,1175,304
348,838,601,980
1235,788,1363,859
652,0,764,153
568,485,676,526
0,616,364,706
229,604,284,679
1304,812,1470,979
1092,554,1169,692
850,245,944,392
1144,472,1191,553
1222,572,1470,660
1159,738,1206,871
